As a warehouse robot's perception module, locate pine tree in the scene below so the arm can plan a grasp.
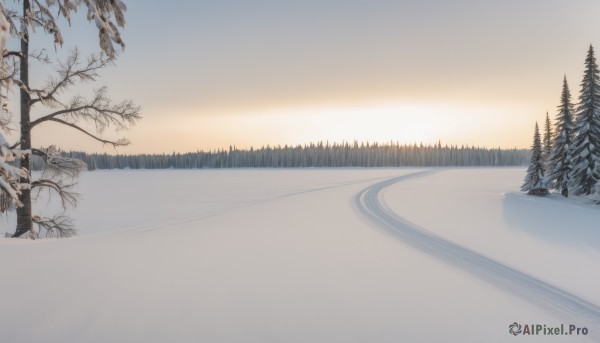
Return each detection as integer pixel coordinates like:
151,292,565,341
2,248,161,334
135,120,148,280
522,122,548,196
545,76,575,197
569,45,600,196
543,111,552,160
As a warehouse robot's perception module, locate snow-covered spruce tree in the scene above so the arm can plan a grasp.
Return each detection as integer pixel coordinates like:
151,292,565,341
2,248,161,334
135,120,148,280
569,45,600,196
542,111,552,161
522,122,548,196
545,75,575,197
0,1,141,238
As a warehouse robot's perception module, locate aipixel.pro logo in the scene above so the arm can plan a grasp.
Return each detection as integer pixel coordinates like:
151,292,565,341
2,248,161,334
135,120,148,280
509,322,588,336
509,322,522,336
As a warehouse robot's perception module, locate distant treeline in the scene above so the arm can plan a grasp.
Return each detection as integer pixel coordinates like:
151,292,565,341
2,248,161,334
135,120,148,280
33,142,530,170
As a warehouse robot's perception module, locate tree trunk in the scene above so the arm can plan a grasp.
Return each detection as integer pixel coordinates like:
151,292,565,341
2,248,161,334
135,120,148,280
13,0,32,238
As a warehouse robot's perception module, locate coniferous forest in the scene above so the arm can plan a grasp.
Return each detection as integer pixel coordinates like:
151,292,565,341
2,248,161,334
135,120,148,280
40,142,529,170
523,45,600,201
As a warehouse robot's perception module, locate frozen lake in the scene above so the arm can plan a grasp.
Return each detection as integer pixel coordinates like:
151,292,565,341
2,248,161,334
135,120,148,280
1,168,599,342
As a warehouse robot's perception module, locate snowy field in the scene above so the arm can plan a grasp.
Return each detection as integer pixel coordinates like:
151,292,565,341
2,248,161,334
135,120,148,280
1,168,599,343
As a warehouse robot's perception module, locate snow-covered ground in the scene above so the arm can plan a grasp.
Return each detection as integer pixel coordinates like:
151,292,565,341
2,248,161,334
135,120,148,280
1,168,599,342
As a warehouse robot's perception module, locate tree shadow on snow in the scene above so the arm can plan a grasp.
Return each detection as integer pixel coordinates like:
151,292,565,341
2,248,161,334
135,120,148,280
502,192,600,251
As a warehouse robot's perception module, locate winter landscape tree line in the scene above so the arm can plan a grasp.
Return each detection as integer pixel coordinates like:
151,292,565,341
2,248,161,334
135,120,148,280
523,45,600,202
39,143,529,170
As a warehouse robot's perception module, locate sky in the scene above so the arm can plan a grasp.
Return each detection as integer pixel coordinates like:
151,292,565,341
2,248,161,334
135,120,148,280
6,0,600,153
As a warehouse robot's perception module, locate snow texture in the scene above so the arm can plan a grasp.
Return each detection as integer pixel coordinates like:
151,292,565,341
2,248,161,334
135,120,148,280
1,168,599,342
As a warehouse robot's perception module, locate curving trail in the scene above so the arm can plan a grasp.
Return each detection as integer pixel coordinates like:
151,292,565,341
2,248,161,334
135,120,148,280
353,170,600,336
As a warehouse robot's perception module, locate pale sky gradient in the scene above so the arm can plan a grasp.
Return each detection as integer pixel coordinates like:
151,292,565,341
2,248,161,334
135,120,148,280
8,0,600,153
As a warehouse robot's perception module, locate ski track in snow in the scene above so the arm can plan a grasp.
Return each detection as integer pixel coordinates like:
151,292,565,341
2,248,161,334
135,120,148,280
354,169,600,338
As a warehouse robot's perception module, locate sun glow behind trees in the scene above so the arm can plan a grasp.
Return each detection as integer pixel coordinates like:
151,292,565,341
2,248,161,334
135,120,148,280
115,102,533,154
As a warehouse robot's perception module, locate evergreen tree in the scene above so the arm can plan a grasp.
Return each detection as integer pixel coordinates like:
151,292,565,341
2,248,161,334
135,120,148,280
522,122,548,196
545,76,575,197
543,111,552,160
569,45,600,196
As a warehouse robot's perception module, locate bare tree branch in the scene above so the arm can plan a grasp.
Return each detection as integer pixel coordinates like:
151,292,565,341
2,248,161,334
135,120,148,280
31,88,141,128
31,178,78,210
32,214,76,238
28,49,50,64
30,105,92,126
2,50,23,59
31,147,44,157
41,117,130,147
8,141,22,150
29,49,111,106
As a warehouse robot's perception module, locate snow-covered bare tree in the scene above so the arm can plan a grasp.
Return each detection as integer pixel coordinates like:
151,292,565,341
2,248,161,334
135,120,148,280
569,45,600,196
0,132,28,216
542,111,552,161
0,0,140,238
545,75,575,197
522,122,548,196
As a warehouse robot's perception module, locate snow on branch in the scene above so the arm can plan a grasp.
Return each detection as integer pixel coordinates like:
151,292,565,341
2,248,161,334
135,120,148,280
2,0,129,58
0,1,17,129
28,0,64,46
0,56,18,125
0,133,29,213
36,0,129,58
33,146,86,178
0,0,9,54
